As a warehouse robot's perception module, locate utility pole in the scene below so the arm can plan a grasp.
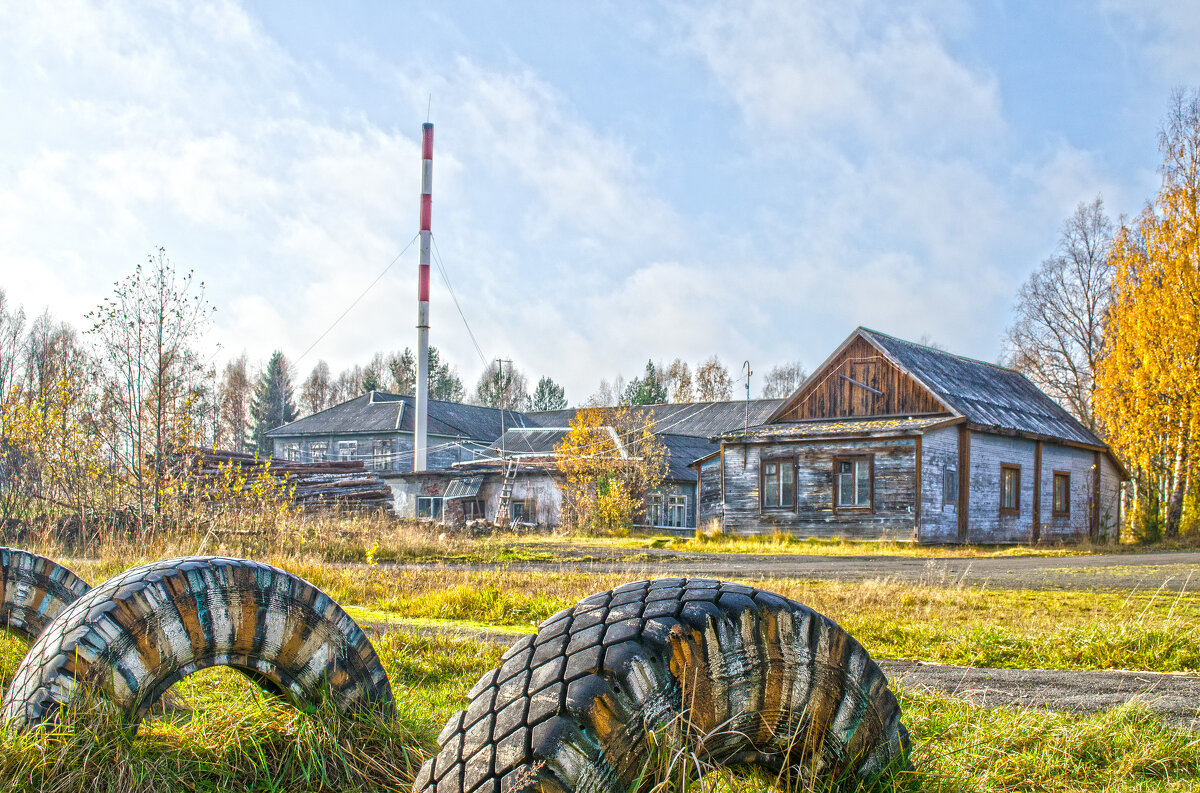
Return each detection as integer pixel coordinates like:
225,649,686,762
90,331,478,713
497,358,512,459
743,360,752,435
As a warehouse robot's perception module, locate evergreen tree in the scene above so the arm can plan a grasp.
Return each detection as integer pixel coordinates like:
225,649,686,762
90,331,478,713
248,350,298,455
622,360,669,405
530,376,568,411
386,346,465,401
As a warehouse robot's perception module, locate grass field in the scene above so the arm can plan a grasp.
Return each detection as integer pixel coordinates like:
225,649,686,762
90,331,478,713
2,517,1198,791
1,630,1197,793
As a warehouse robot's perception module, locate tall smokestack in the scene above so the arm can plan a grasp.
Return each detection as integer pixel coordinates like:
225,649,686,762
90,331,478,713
414,122,433,472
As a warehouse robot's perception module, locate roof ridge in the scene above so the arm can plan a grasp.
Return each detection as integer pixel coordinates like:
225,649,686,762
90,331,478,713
859,327,1012,372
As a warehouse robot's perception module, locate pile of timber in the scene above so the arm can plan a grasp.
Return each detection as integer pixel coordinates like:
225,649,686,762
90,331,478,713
172,449,394,513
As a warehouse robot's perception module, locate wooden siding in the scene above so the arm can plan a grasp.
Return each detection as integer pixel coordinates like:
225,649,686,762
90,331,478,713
1098,455,1123,542
1036,444,1097,542
777,336,947,421
966,433,1037,543
697,458,723,529
721,439,917,539
918,424,959,542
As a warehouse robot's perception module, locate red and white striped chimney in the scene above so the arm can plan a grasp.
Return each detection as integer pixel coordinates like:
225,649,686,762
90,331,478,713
414,123,433,472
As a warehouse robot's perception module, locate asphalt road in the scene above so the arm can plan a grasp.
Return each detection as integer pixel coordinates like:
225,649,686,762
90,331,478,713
386,548,1200,591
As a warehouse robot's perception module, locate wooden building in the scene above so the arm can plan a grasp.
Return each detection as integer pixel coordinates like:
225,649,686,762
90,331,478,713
699,328,1127,543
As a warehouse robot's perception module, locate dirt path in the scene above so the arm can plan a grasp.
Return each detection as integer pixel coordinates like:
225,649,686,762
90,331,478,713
381,549,1200,591
372,620,1200,730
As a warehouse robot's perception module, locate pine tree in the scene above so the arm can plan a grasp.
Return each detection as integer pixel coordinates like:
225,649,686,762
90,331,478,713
248,351,298,456
530,376,568,411
622,360,669,405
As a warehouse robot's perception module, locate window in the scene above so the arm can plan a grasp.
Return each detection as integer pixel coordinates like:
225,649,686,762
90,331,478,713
761,459,795,508
372,440,390,471
834,456,873,510
1052,471,1070,516
464,500,486,521
667,495,687,528
510,501,532,524
310,442,328,462
416,496,443,519
1000,464,1021,515
337,440,357,461
284,443,300,461
646,494,664,526
943,466,957,506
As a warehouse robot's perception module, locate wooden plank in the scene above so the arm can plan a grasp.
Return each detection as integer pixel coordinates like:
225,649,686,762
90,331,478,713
1092,450,1101,541
957,425,971,543
914,434,922,539
1032,440,1042,543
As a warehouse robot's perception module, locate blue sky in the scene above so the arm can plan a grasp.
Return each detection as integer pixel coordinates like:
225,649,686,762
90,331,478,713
1,1,1196,402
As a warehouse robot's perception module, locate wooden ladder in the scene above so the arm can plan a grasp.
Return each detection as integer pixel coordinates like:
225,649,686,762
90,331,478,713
494,458,519,526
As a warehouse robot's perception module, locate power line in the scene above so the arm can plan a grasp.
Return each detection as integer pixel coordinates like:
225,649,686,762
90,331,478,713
294,233,420,367
430,233,489,367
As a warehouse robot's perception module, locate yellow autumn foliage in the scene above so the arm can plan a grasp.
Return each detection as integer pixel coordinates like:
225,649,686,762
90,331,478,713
553,406,667,534
1095,91,1200,539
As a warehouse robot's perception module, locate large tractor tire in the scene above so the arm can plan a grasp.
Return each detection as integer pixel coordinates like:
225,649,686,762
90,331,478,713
0,547,91,642
1,556,394,730
416,578,909,793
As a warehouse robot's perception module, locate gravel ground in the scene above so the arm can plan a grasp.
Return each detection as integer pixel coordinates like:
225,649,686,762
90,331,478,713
382,549,1200,591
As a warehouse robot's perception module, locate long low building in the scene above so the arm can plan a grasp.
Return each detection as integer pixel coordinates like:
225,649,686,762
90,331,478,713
267,394,783,532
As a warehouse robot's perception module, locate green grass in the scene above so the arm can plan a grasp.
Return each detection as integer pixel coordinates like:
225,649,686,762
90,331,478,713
1,630,1196,792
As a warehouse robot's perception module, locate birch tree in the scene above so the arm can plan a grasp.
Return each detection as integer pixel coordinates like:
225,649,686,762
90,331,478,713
1007,197,1114,432
87,249,212,525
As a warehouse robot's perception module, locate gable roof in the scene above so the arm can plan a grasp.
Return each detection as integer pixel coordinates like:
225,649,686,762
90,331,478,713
266,391,515,442
769,327,1105,448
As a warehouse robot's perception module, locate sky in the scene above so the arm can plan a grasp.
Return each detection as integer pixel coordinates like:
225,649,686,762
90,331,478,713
1,1,1197,403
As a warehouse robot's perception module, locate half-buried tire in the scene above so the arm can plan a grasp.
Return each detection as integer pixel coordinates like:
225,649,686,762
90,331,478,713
0,556,394,730
0,547,91,642
416,578,909,793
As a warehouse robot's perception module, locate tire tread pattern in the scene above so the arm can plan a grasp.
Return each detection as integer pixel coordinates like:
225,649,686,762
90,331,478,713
0,555,394,729
0,547,90,642
416,578,909,793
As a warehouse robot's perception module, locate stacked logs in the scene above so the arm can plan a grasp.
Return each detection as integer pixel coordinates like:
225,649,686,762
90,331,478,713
169,449,394,513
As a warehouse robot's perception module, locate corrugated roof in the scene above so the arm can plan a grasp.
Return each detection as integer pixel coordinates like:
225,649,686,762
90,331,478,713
443,475,483,500
860,329,1105,447
659,433,721,480
723,415,956,441
266,391,515,441
525,400,783,439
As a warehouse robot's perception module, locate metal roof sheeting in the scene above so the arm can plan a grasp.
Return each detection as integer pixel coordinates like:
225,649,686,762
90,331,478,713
267,391,515,442
443,476,483,500
860,329,1105,447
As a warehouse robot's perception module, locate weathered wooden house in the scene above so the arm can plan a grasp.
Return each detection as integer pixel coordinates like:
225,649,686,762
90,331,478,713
699,328,1127,543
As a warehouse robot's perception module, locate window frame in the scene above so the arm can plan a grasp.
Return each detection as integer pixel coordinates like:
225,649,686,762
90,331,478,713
337,440,358,462
832,454,874,513
1052,470,1071,517
667,494,687,528
284,442,300,462
646,493,664,526
510,500,532,524
309,442,328,463
371,439,390,471
416,496,443,520
943,465,957,507
1000,464,1021,515
760,457,796,510
464,499,486,521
